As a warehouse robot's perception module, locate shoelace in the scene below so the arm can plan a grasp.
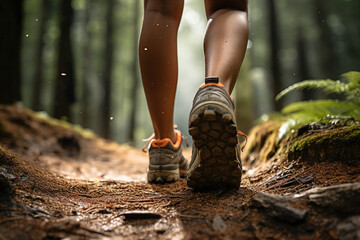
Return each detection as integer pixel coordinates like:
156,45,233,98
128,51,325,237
237,130,248,152
141,133,155,153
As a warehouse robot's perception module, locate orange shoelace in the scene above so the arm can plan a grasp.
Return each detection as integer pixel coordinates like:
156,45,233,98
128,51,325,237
237,130,248,152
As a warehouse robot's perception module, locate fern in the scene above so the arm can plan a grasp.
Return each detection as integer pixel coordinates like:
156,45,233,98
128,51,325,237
342,71,360,102
272,71,360,143
276,99,360,141
275,79,348,101
281,100,360,119
275,71,360,102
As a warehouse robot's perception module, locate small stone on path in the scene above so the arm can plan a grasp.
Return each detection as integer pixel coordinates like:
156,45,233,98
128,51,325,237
212,214,227,230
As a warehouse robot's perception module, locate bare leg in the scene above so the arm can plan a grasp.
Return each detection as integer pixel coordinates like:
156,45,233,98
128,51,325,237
139,0,184,143
204,0,249,94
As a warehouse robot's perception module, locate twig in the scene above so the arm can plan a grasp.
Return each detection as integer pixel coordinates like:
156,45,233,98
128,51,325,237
84,205,98,213
265,168,310,191
78,194,93,198
68,198,79,206
151,194,190,199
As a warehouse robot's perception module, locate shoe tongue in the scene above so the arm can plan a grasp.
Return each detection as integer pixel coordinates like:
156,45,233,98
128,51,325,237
205,77,219,84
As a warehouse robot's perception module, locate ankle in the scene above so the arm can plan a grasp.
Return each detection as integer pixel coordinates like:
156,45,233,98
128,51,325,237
154,130,177,144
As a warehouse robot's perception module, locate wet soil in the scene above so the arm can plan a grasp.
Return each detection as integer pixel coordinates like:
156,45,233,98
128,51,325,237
0,104,359,240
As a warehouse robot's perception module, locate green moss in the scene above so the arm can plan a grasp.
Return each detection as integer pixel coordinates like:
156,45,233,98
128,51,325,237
289,125,360,153
33,111,97,139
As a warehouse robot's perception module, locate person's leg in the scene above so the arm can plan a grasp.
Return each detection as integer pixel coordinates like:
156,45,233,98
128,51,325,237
187,0,248,190
139,0,184,143
204,0,249,94
139,1,188,183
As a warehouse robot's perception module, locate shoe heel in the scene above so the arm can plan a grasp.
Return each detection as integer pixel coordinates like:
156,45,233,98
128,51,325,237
188,104,241,189
147,169,180,183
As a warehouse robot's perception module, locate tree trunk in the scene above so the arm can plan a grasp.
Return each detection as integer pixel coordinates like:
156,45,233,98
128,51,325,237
128,0,141,145
101,0,115,138
32,0,50,111
268,0,282,111
53,0,76,121
296,26,312,101
0,0,23,104
314,0,338,79
80,0,92,129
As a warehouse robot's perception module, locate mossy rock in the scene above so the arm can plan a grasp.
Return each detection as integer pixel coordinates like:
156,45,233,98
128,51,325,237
242,120,283,163
288,125,360,163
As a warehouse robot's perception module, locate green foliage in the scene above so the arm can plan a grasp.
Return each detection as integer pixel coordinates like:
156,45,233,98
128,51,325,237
276,71,360,102
35,111,97,139
275,79,346,101
342,71,360,103
274,71,360,142
282,100,360,119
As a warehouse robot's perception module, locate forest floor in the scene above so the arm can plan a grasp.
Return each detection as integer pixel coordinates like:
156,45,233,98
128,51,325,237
0,104,360,240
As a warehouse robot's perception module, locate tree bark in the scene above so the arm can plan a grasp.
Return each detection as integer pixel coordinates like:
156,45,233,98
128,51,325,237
128,0,141,145
296,26,312,101
314,0,338,79
101,0,116,138
80,0,92,129
53,0,76,120
268,0,282,111
32,0,50,111
0,0,23,104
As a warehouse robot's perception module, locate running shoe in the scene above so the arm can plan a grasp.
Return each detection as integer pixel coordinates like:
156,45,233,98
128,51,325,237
143,128,188,183
187,77,246,190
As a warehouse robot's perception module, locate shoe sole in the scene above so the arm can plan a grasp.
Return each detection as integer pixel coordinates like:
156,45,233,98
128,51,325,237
187,101,242,190
148,167,187,184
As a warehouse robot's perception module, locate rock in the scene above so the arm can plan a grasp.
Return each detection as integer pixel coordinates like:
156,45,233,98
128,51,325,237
212,214,227,230
336,216,360,240
251,192,307,223
294,183,360,214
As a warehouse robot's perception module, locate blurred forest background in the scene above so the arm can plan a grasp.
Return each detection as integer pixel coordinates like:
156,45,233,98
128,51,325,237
0,0,359,147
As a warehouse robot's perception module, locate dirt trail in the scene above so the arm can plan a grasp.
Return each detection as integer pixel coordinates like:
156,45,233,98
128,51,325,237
0,104,359,240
